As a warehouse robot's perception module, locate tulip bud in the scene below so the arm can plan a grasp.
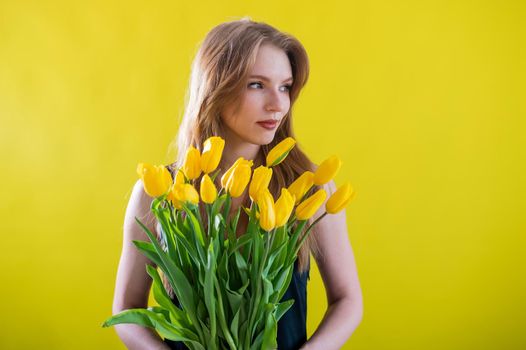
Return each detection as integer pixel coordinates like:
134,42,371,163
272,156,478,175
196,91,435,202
182,146,202,180
257,189,276,231
224,161,252,197
326,182,356,214
274,188,295,227
200,174,217,204
174,168,186,184
136,163,172,197
313,155,342,186
266,137,296,167
296,189,327,220
221,157,253,188
170,183,200,207
287,171,314,204
249,166,273,202
201,136,225,174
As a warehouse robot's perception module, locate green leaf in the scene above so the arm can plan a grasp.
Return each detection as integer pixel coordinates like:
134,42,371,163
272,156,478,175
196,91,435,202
273,265,295,304
102,308,204,349
233,250,248,283
275,299,295,322
134,217,203,340
147,306,170,321
229,307,241,345
146,265,193,331
229,207,242,241
260,304,278,350
262,276,273,305
263,240,287,277
204,242,217,344
132,240,164,270
172,227,199,267
183,204,207,264
225,286,242,316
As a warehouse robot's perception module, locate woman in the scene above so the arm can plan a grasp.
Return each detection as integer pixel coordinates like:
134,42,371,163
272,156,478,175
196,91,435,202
112,17,363,350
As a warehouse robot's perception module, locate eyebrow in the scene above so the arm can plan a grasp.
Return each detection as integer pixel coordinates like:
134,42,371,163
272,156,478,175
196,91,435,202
249,75,294,83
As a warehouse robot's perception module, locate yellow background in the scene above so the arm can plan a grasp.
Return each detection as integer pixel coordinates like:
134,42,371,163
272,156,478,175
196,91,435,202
1,1,525,349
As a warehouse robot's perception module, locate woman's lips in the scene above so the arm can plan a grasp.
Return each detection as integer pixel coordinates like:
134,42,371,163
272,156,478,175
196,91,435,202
257,121,278,130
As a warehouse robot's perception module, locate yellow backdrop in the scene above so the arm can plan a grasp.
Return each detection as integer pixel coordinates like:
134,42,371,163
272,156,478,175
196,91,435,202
1,1,524,349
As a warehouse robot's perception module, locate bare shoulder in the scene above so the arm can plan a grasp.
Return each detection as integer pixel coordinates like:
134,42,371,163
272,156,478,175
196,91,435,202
124,179,160,250
310,179,362,305
112,179,160,312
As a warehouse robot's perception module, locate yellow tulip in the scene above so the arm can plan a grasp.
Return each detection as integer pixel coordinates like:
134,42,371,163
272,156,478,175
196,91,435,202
200,174,217,204
274,188,295,227
169,183,200,208
326,182,356,214
166,190,182,209
221,157,253,188
201,136,225,174
313,155,342,186
266,137,296,167
287,171,314,204
257,188,276,231
136,163,172,197
224,161,252,197
182,146,202,180
249,166,273,202
296,189,327,220
174,168,186,184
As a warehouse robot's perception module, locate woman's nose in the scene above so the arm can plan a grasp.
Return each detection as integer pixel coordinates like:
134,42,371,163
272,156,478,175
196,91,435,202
265,88,287,112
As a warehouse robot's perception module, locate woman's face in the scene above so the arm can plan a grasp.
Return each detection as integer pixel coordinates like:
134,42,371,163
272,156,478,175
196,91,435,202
220,43,293,146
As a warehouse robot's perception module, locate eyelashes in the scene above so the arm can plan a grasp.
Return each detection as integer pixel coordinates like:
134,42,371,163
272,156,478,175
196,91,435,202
248,82,292,91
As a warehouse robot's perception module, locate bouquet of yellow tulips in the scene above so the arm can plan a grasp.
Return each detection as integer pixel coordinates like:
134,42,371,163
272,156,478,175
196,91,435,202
102,136,355,350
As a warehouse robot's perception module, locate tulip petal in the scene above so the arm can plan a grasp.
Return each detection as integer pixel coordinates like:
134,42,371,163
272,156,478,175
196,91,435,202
266,137,296,167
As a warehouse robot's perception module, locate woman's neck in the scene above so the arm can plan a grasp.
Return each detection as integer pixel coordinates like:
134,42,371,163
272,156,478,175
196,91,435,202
218,142,264,174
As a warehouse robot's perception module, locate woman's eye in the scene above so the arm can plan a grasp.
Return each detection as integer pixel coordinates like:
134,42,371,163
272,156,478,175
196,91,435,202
248,82,291,92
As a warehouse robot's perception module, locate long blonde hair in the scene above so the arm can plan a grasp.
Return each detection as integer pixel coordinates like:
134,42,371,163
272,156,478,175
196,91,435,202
160,18,323,291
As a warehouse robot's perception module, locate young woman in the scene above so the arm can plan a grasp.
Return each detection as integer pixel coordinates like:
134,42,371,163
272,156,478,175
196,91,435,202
112,18,363,350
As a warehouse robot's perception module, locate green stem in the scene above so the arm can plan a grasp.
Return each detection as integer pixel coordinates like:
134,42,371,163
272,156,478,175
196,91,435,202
214,277,237,350
245,228,272,347
294,212,328,256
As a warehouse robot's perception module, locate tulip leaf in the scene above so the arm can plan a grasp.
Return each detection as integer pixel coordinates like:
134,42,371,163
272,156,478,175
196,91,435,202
264,240,287,277
268,148,293,167
132,240,164,270
182,204,206,264
146,265,194,332
273,265,295,304
134,216,203,339
214,273,237,349
172,226,200,268
275,299,295,322
229,207,242,243
204,242,217,343
233,250,248,283
157,211,179,263
230,307,241,345
102,308,205,349
262,275,273,305
260,304,278,350
147,305,171,322
225,285,243,317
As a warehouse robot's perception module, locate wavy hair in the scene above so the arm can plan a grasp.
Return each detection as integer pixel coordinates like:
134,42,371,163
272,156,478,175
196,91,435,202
159,17,324,297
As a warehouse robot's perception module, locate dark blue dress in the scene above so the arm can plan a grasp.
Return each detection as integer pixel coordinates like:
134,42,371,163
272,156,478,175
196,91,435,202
163,259,310,350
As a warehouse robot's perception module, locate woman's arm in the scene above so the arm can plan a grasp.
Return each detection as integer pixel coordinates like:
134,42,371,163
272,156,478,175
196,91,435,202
301,180,364,350
111,179,171,350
